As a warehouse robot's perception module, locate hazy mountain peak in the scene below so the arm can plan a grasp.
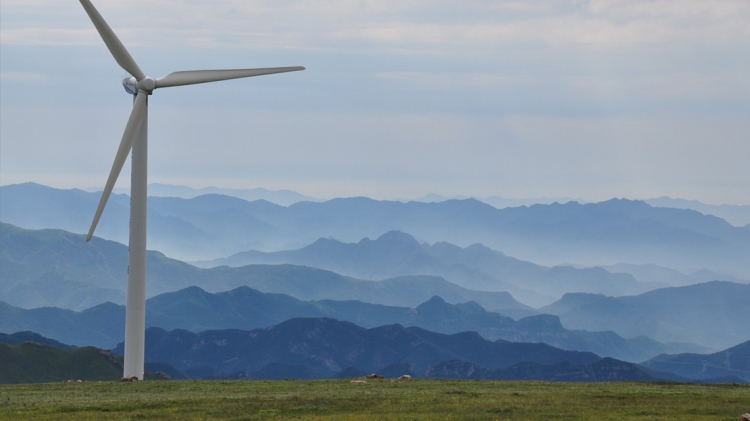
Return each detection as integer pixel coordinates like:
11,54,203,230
186,193,271,207
530,200,580,209
415,295,448,309
308,237,346,247
413,296,497,320
600,198,646,205
646,196,750,227
375,231,421,246
165,285,208,296
270,317,366,335
515,314,565,331
540,293,608,315
455,301,486,314
108,183,317,206
690,269,723,278
463,242,504,257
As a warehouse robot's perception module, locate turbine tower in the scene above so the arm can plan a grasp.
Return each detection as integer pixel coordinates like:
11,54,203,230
79,0,304,380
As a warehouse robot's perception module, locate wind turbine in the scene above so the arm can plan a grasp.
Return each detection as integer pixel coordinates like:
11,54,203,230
79,0,304,380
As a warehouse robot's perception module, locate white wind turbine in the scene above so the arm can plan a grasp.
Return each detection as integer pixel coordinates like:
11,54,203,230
79,0,304,379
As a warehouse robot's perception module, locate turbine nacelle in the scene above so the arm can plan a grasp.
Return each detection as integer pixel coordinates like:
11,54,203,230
123,76,155,95
122,77,137,95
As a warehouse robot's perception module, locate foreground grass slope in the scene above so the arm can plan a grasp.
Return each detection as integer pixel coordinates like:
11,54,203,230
0,342,122,384
0,341,170,384
0,380,747,420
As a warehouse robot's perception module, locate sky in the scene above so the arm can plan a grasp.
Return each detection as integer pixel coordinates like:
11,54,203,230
1,0,749,204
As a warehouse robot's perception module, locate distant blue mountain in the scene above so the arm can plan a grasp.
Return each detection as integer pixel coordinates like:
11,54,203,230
541,281,750,349
0,223,526,313
2,183,748,279
600,263,741,287
642,339,750,382
646,197,750,227
3,286,702,362
112,318,602,379
201,230,657,307
406,194,582,208
107,319,731,382
107,183,318,206
3,207,748,352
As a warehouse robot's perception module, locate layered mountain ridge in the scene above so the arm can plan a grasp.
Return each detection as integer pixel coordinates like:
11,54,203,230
3,285,711,362
2,183,748,279
0,222,527,313
200,230,661,306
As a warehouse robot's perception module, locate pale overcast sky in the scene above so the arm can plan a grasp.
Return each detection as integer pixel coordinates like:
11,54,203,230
1,0,748,204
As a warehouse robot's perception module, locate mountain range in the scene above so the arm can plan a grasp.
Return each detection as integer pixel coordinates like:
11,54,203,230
107,318,743,383
641,339,750,382
405,194,750,228
541,281,750,349
112,318,603,379
99,184,750,227
3,286,710,362
645,197,750,228
599,263,743,287
104,183,318,206
4,182,749,384
2,183,748,280
0,222,527,313
3,326,745,383
199,230,662,307
3,222,749,351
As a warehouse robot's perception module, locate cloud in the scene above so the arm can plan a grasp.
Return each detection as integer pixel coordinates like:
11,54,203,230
0,72,49,81
373,71,538,92
0,28,101,46
2,0,748,49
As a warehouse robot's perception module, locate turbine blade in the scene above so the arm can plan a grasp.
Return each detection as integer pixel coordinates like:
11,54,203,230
86,91,148,242
79,0,145,80
155,66,305,89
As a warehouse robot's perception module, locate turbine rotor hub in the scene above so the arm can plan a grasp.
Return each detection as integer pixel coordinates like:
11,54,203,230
136,76,156,94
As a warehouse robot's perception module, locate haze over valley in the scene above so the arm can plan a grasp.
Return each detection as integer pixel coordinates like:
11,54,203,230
2,182,749,382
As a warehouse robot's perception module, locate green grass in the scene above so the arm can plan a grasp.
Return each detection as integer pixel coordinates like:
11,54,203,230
0,379,748,420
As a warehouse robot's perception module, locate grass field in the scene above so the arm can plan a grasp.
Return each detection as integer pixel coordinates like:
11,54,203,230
0,379,748,420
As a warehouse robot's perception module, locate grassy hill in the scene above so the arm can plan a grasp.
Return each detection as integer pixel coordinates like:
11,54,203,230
0,339,182,384
0,332,75,350
0,342,123,384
